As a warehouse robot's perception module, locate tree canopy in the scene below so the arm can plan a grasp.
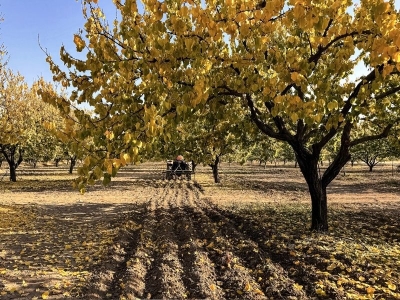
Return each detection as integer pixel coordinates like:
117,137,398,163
0,70,64,181
40,0,400,230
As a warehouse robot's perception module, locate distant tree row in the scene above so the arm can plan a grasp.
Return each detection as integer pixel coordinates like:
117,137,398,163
1,69,398,182
0,61,84,180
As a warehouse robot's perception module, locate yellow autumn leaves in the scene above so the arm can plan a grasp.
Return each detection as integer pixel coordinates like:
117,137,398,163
234,201,400,299
40,0,400,194
271,93,343,127
73,35,85,52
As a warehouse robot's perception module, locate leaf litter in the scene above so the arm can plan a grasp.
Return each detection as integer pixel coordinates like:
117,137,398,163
0,163,399,299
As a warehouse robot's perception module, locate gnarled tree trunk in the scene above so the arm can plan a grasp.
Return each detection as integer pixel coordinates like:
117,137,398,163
291,124,352,232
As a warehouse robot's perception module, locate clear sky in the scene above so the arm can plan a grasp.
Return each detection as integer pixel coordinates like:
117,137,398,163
0,0,118,85
1,1,400,86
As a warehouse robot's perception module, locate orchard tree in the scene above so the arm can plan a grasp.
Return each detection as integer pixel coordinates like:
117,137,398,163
0,68,32,181
351,127,393,172
277,141,296,166
41,0,400,231
351,139,391,172
159,104,253,183
23,81,64,168
39,81,93,176
0,73,62,180
248,137,279,167
53,143,68,167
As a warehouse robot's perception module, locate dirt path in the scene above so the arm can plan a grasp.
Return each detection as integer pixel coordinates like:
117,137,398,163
82,180,306,300
1,163,399,299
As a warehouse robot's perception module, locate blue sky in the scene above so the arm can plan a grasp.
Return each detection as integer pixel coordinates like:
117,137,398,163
1,1,400,86
0,0,118,85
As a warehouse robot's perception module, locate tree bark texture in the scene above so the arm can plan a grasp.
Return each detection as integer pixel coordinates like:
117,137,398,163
291,123,352,231
294,150,329,231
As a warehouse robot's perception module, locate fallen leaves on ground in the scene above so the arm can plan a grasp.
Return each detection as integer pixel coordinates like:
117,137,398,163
0,164,399,299
0,202,130,299
224,201,400,299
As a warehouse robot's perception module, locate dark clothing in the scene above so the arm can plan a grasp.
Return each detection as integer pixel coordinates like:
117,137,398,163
172,160,188,176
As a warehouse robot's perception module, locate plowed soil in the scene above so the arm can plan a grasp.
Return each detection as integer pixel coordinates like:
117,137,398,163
81,179,310,300
0,162,399,299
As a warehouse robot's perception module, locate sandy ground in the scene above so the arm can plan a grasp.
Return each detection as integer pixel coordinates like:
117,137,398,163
0,162,399,299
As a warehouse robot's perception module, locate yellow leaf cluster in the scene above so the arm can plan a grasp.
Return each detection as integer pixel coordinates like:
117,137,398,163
73,35,86,52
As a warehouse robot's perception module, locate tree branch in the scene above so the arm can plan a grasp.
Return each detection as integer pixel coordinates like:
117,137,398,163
245,94,290,141
308,30,373,65
374,85,400,101
321,121,352,187
322,19,334,37
349,123,394,147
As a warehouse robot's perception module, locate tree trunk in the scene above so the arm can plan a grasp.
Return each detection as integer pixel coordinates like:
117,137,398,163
296,153,329,231
209,155,220,183
212,164,220,183
308,178,328,231
0,145,23,182
55,158,61,167
369,164,373,172
191,160,197,172
293,122,352,231
69,156,76,174
9,163,17,182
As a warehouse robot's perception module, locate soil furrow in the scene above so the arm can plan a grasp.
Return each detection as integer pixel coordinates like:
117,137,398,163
178,199,266,299
185,181,201,207
142,185,188,299
169,186,225,300
84,187,167,299
214,206,318,297
190,192,308,299
194,197,308,299
209,203,307,299
116,186,172,299
83,202,148,300
84,182,305,299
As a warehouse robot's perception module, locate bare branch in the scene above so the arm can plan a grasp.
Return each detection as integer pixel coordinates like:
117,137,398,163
245,94,292,141
349,123,395,147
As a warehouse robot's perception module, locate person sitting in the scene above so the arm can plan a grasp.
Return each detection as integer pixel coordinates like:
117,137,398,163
172,155,188,178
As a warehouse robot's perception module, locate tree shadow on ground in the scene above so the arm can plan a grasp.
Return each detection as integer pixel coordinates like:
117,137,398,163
0,201,147,299
82,199,400,300
221,171,400,197
1,195,399,299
